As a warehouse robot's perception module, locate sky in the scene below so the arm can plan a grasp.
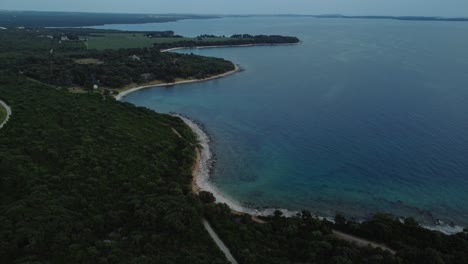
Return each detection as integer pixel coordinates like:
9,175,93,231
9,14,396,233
1,0,468,17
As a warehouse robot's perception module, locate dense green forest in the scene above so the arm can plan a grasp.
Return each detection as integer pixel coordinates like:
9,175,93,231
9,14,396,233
333,214,468,264
154,34,301,50
0,29,301,91
1,24,467,264
0,74,230,263
22,48,235,89
204,204,468,264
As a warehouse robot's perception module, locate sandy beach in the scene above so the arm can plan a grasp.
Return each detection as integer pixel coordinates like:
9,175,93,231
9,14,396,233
179,115,301,217
115,64,240,101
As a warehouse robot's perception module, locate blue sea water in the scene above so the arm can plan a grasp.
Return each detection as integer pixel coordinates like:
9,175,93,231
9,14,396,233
96,17,468,225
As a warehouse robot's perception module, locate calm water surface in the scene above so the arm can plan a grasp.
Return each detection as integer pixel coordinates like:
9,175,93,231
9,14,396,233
96,17,468,225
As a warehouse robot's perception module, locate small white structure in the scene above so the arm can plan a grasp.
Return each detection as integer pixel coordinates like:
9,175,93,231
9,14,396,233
129,55,141,61
93,85,99,90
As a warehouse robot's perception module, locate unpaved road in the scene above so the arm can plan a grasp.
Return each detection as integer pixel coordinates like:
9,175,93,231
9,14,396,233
332,230,396,254
203,219,239,264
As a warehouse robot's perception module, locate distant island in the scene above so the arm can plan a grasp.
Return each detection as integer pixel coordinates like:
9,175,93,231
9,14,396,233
312,14,468,22
230,14,468,22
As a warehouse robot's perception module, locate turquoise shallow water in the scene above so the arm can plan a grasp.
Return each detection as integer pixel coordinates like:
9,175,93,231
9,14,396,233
98,17,468,225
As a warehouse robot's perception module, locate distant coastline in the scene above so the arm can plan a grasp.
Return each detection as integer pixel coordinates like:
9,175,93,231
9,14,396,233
234,14,468,22
312,15,468,22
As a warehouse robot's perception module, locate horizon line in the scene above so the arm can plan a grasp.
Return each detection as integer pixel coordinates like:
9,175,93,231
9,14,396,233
0,9,467,19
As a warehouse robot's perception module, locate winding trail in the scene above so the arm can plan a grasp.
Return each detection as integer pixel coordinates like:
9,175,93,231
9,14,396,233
332,230,396,254
0,99,12,129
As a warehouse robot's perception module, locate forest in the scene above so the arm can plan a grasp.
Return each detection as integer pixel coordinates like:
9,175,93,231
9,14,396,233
154,34,301,50
0,25,467,264
0,74,230,263
204,204,468,264
0,29,301,91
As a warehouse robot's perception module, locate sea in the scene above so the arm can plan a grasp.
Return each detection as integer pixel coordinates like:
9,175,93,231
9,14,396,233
93,16,468,229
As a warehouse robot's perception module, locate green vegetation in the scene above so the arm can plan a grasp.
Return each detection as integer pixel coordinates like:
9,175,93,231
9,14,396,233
0,29,299,93
84,32,298,50
86,33,191,50
0,75,229,263
0,29,236,91
205,205,398,264
86,33,240,50
154,34,300,50
204,205,468,264
22,48,235,89
334,214,468,264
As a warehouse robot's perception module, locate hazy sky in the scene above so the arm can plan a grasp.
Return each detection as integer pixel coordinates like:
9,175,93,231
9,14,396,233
1,0,468,17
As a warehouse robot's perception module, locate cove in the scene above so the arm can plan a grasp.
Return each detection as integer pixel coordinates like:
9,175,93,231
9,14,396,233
99,17,468,227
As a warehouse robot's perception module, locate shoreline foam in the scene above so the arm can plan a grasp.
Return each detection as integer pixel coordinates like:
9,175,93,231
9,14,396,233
178,115,300,217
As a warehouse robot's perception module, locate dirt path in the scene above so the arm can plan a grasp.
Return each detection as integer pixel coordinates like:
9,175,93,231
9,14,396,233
332,230,396,254
0,99,12,129
203,219,239,264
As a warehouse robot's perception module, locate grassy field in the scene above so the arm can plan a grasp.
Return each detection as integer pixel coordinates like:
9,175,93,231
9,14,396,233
0,103,7,124
86,33,230,50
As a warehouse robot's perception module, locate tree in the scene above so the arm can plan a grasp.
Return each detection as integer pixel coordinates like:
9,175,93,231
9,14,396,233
335,214,347,226
273,210,283,217
199,191,216,204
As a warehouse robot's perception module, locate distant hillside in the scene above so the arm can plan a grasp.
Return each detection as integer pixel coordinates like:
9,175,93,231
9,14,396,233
0,11,217,27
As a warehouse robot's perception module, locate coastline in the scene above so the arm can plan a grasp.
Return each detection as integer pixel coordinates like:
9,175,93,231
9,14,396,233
180,115,465,235
112,43,465,236
180,115,309,218
160,42,300,53
115,41,299,101
115,64,240,101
